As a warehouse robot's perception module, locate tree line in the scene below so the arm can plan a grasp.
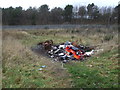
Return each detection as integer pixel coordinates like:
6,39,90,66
1,3,120,25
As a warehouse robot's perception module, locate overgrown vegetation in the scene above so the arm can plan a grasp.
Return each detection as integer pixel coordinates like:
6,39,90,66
2,27,119,88
104,34,114,41
2,31,71,88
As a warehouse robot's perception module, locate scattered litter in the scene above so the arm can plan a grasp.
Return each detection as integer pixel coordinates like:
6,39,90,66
32,65,47,71
87,64,93,67
38,68,43,71
41,65,46,68
84,50,95,56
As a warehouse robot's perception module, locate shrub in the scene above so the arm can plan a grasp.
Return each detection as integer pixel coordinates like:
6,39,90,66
104,35,114,41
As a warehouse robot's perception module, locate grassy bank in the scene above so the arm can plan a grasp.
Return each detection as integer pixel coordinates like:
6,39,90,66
2,27,119,88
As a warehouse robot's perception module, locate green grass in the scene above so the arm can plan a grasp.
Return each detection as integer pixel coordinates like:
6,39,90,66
65,48,119,88
2,28,119,88
2,31,71,88
3,66,53,88
66,65,105,88
2,39,53,88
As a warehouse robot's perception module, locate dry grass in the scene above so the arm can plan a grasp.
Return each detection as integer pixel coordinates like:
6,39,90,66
2,30,72,88
2,27,119,88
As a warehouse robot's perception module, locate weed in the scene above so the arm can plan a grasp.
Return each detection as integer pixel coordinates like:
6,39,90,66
104,34,114,41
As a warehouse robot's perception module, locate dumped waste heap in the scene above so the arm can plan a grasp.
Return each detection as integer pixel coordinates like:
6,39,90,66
36,40,95,63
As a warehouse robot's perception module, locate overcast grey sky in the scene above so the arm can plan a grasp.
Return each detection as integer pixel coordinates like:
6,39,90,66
0,0,119,9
